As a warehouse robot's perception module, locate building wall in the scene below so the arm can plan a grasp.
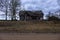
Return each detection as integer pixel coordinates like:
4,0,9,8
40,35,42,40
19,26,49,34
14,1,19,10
19,11,44,21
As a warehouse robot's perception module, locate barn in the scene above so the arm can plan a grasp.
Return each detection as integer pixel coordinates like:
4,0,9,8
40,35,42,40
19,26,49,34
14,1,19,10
19,10,44,21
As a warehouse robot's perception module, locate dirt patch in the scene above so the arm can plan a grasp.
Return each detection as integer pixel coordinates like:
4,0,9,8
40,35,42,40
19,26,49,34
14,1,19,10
0,33,60,40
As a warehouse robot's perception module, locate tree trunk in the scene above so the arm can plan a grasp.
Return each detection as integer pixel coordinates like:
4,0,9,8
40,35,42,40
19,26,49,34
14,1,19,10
5,7,8,20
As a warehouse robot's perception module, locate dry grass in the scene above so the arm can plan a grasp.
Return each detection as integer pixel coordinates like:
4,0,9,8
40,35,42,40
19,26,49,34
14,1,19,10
0,21,60,33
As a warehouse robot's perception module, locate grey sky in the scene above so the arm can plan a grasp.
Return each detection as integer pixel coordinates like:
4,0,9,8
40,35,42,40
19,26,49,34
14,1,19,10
0,0,60,19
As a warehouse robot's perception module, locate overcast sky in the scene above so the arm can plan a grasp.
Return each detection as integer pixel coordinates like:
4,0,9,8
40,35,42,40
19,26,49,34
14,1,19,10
21,0,60,14
0,0,60,19
0,0,60,14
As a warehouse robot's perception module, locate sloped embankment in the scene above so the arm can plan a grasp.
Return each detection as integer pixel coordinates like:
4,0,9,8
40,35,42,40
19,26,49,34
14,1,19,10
0,21,60,33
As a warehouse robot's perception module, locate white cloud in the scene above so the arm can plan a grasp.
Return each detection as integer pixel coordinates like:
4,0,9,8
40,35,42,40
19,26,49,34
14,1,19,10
0,11,5,14
21,0,60,14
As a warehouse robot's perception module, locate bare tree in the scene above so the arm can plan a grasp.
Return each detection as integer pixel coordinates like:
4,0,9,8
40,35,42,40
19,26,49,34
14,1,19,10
4,0,9,20
0,0,9,20
9,0,20,20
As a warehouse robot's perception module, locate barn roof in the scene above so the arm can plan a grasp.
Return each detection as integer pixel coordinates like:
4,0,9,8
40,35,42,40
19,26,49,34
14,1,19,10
19,10,44,16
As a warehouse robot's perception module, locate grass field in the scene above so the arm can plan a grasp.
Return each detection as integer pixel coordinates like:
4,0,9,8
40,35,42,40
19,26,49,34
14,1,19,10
0,21,60,33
